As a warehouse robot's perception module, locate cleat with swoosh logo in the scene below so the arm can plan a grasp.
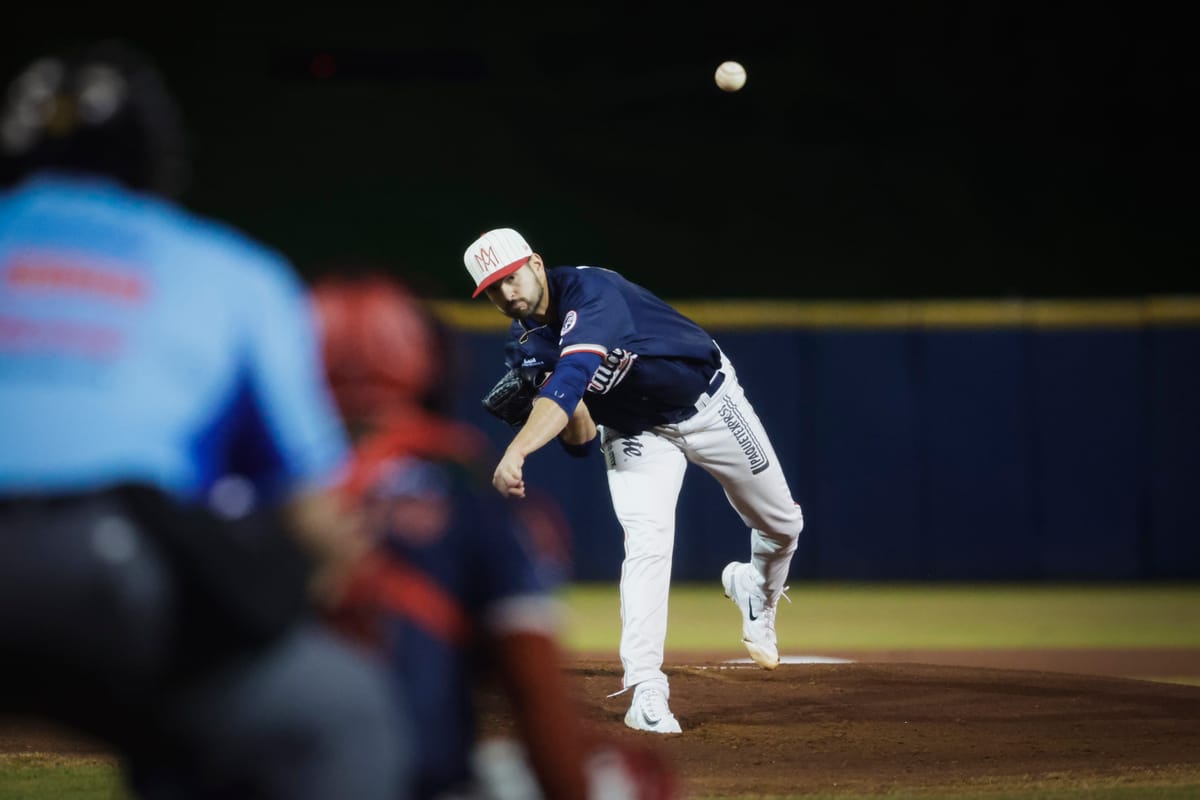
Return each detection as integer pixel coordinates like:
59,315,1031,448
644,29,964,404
722,561,780,670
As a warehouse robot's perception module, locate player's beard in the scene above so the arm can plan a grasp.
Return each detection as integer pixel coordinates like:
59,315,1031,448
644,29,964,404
505,282,544,321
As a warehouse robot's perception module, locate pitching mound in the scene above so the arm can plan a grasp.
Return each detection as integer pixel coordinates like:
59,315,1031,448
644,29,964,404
5,659,1200,797
482,660,1200,796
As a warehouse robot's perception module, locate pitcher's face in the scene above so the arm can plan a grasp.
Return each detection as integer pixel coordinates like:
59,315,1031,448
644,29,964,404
484,257,546,320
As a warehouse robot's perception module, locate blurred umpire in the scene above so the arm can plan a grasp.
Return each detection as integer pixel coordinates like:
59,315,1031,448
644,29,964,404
0,41,411,798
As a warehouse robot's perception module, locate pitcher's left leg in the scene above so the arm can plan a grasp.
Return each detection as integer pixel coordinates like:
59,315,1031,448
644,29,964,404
684,365,804,605
686,365,802,669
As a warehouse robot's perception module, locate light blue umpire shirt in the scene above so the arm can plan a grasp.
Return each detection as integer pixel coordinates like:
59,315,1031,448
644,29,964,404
0,174,349,503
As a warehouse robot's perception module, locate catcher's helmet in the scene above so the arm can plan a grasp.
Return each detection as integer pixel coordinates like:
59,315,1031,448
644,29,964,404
0,40,189,197
311,274,442,422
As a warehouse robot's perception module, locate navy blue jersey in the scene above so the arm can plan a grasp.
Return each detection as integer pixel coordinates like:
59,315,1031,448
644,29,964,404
333,416,571,798
504,267,720,434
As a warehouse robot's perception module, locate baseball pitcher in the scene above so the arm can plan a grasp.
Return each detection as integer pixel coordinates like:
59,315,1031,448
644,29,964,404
465,228,805,734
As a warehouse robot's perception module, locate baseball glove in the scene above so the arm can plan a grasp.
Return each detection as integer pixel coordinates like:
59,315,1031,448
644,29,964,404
482,367,542,430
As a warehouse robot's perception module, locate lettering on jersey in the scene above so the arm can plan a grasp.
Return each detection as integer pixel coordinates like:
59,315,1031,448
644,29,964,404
0,315,124,359
587,347,638,395
511,492,573,577
372,457,452,546
473,245,500,273
718,398,770,475
620,436,643,459
560,310,578,337
4,253,146,303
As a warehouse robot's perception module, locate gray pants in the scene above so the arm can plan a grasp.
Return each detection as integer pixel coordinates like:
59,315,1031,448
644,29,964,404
129,625,411,800
0,490,411,800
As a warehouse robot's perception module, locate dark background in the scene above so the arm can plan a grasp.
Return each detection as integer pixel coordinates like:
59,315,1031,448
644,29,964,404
4,5,1196,300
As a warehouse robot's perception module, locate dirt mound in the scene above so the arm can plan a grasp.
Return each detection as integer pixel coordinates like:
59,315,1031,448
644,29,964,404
5,658,1200,796
482,660,1200,797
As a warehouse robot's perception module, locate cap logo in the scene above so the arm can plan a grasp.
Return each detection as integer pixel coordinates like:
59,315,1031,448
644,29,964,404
473,245,501,273
463,228,533,297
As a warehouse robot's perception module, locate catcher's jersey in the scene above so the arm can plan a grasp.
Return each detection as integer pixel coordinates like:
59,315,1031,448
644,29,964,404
0,175,348,502
334,418,569,798
504,266,721,434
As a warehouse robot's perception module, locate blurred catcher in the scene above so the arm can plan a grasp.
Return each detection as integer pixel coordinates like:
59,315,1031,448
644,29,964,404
0,41,409,798
312,272,681,800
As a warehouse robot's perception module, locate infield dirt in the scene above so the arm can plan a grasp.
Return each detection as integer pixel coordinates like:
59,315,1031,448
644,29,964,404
5,652,1200,797
479,654,1200,797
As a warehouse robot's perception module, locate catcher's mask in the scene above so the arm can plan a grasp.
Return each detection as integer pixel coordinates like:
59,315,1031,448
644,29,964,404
0,40,190,198
311,274,441,422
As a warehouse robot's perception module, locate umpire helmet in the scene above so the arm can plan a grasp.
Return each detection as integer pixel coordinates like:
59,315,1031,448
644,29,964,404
311,274,443,423
0,40,189,197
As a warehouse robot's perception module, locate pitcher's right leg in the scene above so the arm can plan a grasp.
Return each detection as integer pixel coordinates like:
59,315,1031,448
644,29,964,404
600,427,687,724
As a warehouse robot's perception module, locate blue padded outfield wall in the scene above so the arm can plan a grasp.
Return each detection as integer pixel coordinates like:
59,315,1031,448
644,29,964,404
435,298,1200,582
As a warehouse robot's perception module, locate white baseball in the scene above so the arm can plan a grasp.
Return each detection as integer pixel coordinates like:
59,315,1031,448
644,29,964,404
714,61,746,92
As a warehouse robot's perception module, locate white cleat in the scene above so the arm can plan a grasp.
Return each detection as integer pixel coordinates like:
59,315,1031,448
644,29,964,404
623,686,682,734
722,561,780,670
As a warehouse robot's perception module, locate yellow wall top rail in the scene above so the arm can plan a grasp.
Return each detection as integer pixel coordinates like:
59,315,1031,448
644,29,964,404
430,296,1200,331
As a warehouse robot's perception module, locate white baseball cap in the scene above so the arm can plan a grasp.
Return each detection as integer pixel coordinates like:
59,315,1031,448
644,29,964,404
463,227,533,297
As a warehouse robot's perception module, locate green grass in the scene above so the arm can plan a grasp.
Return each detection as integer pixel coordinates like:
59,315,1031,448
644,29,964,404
0,755,122,800
2,759,1197,800
5,584,1199,799
559,582,1200,651
701,788,1200,800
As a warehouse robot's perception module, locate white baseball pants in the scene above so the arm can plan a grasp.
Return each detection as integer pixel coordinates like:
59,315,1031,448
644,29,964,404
599,350,804,691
